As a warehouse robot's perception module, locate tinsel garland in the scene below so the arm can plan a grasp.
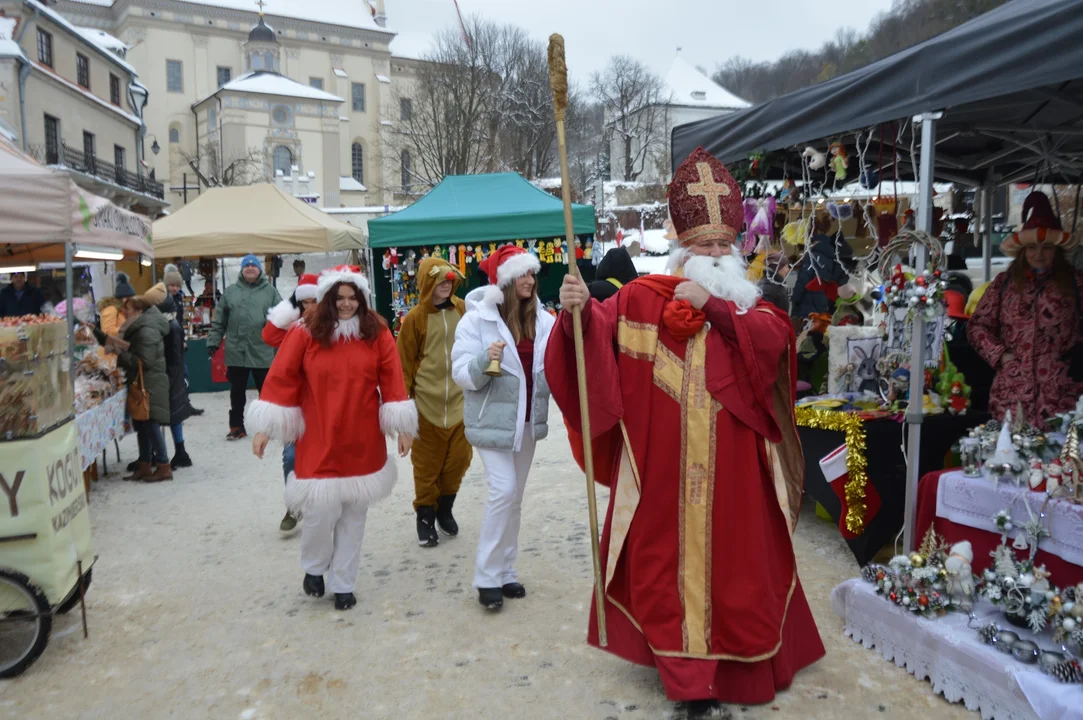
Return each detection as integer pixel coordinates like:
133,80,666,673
795,406,869,534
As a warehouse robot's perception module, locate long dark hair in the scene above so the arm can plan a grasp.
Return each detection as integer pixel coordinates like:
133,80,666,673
1009,246,1074,296
305,282,384,347
500,280,538,343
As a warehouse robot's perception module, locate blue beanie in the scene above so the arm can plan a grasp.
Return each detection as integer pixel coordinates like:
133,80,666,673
241,254,262,271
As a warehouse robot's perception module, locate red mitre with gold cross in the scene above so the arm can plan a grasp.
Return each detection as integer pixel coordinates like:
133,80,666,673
668,147,743,247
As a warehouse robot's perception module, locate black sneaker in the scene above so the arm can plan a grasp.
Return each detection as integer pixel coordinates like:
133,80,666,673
279,511,298,535
478,588,503,611
436,494,459,536
189,407,205,416
303,574,324,598
416,506,439,548
226,427,247,441
502,582,526,599
334,592,356,610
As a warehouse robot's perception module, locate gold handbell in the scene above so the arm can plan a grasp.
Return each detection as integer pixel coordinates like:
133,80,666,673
485,359,502,377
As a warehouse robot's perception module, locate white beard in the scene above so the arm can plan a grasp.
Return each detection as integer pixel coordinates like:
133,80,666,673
681,253,762,314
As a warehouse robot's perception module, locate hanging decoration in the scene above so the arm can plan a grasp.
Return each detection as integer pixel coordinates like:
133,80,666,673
795,406,869,535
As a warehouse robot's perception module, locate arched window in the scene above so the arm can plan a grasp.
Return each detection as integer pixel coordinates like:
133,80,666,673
168,126,180,143
273,145,292,177
351,142,364,184
401,150,411,192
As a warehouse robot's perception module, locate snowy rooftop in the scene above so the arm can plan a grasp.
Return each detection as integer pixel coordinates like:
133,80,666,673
67,0,392,33
390,33,430,61
76,27,128,55
339,177,367,193
26,0,138,75
759,180,954,200
665,57,750,110
0,17,24,61
212,71,344,102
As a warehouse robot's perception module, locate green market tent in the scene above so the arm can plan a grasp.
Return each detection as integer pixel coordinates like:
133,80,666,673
368,172,596,248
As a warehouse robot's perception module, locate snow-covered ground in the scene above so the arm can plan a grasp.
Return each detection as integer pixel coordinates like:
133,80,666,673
0,392,972,720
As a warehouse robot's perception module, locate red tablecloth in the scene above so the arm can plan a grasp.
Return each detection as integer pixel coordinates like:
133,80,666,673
915,469,1083,586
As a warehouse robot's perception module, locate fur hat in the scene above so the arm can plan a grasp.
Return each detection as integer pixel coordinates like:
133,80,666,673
1000,191,1075,256
114,271,136,299
294,273,319,302
316,265,369,302
143,282,168,307
163,263,183,287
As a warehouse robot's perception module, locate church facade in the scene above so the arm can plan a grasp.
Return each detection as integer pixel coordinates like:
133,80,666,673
54,0,422,209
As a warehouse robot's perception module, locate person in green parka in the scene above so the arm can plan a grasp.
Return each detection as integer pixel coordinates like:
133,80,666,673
207,254,282,440
93,295,173,482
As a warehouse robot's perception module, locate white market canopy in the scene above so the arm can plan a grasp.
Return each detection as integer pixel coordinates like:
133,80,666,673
152,183,366,258
0,139,154,265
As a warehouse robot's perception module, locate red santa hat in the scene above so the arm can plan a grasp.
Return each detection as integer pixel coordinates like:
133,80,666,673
668,147,743,248
294,273,319,302
316,265,370,302
1000,191,1075,257
478,245,540,294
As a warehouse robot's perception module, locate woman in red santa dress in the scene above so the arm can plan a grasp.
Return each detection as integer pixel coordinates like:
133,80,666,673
247,266,417,610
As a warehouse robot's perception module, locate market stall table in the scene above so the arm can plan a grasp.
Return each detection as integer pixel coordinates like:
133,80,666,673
832,578,1079,719
75,389,128,472
799,411,986,565
916,469,1083,587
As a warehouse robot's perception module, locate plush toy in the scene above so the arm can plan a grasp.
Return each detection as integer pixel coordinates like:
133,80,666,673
516,239,525,248
433,246,445,261
803,146,827,171
778,178,797,205
948,380,970,415
449,245,457,265
528,239,539,256
404,250,416,276
944,541,975,608
489,243,498,257
465,246,474,264
390,248,400,267
382,250,391,271
829,143,849,180
575,239,584,260
475,245,484,260
421,247,431,258
458,245,468,275
583,238,593,260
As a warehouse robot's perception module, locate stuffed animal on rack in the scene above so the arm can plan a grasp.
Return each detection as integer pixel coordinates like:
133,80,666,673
465,245,474,264
404,250,416,276
803,146,827,171
575,239,584,260
583,239,593,261
449,245,457,266
421,247,431,259
390,248,400,267
382,251,392,271
829,143,849,181
458,245,468,275
528,239,539,257
516,239,525,248
948,380,970,415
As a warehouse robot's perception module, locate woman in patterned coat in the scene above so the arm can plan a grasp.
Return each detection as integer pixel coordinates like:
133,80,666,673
968,192,1083,426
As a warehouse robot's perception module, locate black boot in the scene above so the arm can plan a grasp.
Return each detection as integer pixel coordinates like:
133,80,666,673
436,494,459,537
170,442,193,469
416,506,439,548
303,573,324,598
502,582,526,599
478,588,503,611
334,592,356,610
679,700,722,719
189,406,205,416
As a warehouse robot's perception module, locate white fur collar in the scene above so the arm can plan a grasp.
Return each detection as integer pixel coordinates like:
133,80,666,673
333,315,361,342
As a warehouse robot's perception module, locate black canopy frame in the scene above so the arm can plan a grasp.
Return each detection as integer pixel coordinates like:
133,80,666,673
671,0,1083,555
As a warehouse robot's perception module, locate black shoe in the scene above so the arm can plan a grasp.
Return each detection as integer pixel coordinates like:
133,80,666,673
303,574,324,598
126,459,139,472
478,587,503,611
436,494,459,536
680,700,722,719
226,427,247,441
416,506,439,548
279,511,298,534
501,582,526,599
334,592,356,610
170,442,193,469
189,407,205,416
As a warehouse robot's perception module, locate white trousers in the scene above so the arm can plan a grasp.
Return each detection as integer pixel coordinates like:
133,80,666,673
473,432,536,589
300,499,369,594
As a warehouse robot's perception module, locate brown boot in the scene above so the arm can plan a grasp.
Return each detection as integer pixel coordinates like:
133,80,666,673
143,464,174,483
125,462,152,481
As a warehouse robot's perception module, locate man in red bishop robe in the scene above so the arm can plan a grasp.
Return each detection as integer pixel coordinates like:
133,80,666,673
545,147,824,714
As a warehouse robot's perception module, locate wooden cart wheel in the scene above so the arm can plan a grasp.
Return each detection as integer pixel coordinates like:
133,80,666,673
0,569,51,679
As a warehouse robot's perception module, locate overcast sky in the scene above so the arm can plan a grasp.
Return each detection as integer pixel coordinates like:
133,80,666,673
386,0,896,83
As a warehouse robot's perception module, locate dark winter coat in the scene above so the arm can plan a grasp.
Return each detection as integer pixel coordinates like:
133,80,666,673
588,247,640,302
967,268,1083,426
96,307,171,425
171,289,186,340
790,234,853,321
0,283,46,317
757,277,791,314
207,272,282,368
158,296,193,426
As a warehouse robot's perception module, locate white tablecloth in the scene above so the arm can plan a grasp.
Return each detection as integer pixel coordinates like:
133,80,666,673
831,578,1081,720
74,390,128,471
936,470,1083,568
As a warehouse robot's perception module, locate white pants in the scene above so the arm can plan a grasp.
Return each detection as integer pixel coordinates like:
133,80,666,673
473,433,536,589
300,500,369,594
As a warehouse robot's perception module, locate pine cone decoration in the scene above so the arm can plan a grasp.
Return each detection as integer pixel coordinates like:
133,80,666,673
1052,660,1083,684
861,565,880,583
978,623,999,645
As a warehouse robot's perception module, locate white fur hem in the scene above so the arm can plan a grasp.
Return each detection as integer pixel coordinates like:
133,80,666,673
266,299,301,330
379,399,418,437
245,399,305,442
495,252,541,288
316,268,370,302
284,457,398,515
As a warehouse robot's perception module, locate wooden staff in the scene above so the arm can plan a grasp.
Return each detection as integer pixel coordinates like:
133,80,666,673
547,33,606,647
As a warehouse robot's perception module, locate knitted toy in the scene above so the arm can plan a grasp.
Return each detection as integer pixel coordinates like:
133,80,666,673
829,143,849,180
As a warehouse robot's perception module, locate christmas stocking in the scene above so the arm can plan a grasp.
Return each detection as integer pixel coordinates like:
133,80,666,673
818,443,882,539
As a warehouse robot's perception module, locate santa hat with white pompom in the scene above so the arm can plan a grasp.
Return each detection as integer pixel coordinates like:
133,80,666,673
478,245,541,305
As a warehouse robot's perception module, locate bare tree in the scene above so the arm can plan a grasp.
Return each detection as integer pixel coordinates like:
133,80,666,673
591,56,670,182
564,90,607,197
178,141,265,188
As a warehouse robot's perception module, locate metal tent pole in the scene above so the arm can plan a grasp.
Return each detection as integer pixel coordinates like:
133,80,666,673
983,180,995,283
902,111,941,553
65,240,76,398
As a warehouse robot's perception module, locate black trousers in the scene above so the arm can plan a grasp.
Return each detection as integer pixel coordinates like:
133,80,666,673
227,366,269,428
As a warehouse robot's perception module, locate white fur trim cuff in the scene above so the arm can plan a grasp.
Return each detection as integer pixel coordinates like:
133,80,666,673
495,252,541,288
379,399,418,437
294,284,318,301
316,269,371,302
245,399,305,442
284,458,398,515
266,299,301,330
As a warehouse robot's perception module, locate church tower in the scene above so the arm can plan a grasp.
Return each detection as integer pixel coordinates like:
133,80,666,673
244,9,280,73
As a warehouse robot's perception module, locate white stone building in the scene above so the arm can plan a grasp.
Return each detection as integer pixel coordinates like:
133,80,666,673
0,0,167,216
51,0,424,209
